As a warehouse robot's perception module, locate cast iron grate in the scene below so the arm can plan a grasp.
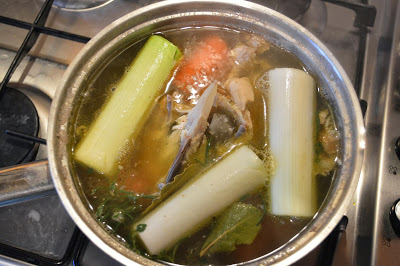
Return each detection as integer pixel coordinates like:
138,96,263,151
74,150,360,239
0,0,90,265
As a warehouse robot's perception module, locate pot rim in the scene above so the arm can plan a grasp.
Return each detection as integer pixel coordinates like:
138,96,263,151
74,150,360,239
48,1,365,265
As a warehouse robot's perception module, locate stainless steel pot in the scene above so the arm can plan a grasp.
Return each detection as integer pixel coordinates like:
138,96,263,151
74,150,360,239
5,0,366,265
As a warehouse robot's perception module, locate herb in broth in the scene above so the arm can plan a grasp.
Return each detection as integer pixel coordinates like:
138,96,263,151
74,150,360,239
200,203,263,256
94,182,156,234
72,27,339,265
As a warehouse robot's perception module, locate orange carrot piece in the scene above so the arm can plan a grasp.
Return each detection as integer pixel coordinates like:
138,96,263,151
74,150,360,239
174,36,229,96
118,173,154,195
128,177,148,194
117,167,158,195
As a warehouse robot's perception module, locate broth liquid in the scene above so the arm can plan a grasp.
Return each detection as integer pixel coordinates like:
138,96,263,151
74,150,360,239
72,27,335,265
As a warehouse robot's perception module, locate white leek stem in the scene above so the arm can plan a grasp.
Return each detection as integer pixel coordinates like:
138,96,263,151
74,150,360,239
268,68,316,217
135,145,267,255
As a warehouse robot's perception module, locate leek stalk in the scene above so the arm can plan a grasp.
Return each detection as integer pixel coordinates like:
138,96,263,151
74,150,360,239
74,35,182,177
135,145,267,255
268,68,316,217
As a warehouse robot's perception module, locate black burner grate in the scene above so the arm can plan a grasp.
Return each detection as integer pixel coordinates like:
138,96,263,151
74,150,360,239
0,0,91,265
0,87,39,167
0,0,90,98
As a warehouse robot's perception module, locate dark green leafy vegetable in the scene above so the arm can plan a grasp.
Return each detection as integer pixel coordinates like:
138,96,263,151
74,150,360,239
200,202,262,256
87,167,94,174
136,224,147,232
151,237,185,263
95,184,154,233
194,137,212,165
314,142,324,163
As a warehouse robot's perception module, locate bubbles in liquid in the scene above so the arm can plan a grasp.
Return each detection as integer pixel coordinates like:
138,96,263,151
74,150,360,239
255,71,270,93
251,145,275,179
270,214,302,225
289,216,302,224
318,84,331,101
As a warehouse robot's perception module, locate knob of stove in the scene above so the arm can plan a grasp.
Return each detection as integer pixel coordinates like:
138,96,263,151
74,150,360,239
389,199,400,238
395,137,400,160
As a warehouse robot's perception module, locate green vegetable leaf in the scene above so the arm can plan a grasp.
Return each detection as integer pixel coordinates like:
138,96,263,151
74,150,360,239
314,142,324,164
200,202,262,256
94,182,154,233
136,224,147,232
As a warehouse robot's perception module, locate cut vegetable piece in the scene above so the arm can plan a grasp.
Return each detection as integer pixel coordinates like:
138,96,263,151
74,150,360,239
267,68,316,217
174,35,228,96
134,145,267,255
74,35,182,177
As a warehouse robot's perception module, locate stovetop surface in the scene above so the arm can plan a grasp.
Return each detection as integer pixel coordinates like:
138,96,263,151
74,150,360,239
0,0,399,265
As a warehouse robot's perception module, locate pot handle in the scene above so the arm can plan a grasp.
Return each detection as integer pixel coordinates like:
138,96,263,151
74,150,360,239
0,160,56,207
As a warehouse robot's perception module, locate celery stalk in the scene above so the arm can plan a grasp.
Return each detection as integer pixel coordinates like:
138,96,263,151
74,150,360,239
74,35,182,177
135,146,267,255
268,68,316,217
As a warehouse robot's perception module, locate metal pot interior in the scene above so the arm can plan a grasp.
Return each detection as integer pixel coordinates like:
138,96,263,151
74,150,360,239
47,1,364,265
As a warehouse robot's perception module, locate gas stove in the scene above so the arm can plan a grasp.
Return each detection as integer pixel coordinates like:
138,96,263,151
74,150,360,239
0,0,399,265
